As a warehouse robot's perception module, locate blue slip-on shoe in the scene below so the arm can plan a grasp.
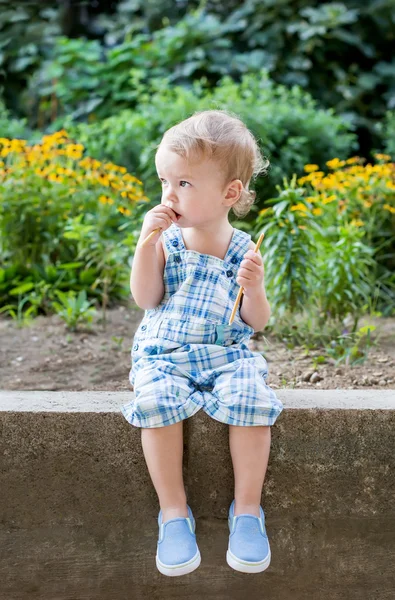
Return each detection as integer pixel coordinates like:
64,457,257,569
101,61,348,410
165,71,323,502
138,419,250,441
226,500,271,573
156,505,201,577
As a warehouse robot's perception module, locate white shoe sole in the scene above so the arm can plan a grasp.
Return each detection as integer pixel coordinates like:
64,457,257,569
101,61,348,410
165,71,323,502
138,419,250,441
156,549,201,577
226,548,271,573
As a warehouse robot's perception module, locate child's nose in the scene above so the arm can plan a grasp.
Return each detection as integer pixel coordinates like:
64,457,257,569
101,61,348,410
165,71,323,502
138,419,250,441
163,186,178,201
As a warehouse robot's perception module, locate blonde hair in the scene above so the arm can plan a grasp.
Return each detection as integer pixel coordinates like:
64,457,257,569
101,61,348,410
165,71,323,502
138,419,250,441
157,109,269,217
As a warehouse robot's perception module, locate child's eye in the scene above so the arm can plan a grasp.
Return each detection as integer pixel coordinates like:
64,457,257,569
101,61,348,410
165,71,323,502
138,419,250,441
159,178,190,187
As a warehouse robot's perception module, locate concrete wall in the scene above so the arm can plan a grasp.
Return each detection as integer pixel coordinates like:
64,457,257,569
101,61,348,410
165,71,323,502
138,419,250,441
0,390,394,600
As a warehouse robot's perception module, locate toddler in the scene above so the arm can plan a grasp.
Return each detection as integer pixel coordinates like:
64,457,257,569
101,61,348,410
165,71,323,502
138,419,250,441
120,109,283,576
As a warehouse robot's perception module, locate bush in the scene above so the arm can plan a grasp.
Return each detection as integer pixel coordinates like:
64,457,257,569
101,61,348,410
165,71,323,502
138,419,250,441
255,154,395,325
376,111,395,158
12,2,394,152
0,130,147,317
66,71,357,207
0,100,32,139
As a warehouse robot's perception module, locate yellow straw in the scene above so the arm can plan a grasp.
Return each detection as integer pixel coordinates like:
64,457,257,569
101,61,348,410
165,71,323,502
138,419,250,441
140,227,162,248
228,232,265,325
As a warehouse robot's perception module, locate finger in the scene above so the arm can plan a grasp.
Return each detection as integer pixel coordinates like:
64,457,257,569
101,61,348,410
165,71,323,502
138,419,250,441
238,268,259,280
157,215,173,229
160,205,179,219
239,262,263,276
237,274,255,285
157,210,177,225
240,259,259,271
243,251,262,264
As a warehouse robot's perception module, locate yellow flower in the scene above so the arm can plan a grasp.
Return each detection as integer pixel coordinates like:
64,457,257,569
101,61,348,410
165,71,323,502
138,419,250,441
313,208,323,216
291,202,307,212
304,164,319,173
99,195,114,205
118,206,131,216
350,219,364,227
291,203,308,212
386,181,395,190
122,173,142,185
52,129,68,139
326,158,345,170
97,174,110,186
322,194,337,204
374,153,391,162
47,173,64,183
383,203,395,214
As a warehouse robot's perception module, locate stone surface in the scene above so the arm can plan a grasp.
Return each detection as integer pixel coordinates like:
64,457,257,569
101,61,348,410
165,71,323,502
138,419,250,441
0,390,394,599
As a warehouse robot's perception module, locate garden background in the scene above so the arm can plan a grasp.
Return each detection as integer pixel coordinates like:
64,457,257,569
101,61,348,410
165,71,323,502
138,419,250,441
0,0,394,391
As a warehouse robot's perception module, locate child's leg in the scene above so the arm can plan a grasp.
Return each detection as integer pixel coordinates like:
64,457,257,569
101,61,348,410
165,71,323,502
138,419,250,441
141,421,189,522
229,425,271,517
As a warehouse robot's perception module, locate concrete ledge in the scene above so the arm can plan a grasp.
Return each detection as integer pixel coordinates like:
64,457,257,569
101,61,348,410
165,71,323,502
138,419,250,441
1,390,394,600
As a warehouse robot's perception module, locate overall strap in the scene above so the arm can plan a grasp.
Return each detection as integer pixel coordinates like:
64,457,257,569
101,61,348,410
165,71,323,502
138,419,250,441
224,228,252,265
162,223,185,255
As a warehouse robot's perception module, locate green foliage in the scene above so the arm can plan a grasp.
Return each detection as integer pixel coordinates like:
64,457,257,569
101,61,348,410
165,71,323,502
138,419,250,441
66,71,357,203
325,325,377,366
51,289,97,331
0,3,61,115
376,111,395,158
254,161,394,351
5,1,392,150
63,214,135,322
0,99,31,138
271,309,378,366
0,131,143,316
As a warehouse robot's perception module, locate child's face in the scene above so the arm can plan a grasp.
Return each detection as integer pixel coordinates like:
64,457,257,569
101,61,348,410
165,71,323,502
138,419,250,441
155,144,240,227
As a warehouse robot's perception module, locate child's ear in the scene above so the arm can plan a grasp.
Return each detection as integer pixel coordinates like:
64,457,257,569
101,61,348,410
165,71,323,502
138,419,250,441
224,179,243,206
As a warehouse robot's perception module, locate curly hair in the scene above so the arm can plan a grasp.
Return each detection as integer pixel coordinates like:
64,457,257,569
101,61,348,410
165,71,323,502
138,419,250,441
157,109,269,218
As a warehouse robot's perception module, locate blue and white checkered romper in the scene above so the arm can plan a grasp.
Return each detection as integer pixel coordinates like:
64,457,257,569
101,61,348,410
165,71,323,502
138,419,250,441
120,223,283,428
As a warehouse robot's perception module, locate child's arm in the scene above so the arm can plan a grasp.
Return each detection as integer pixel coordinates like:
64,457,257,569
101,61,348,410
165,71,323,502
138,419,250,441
130,205,178,310
240,288,271,333
130,239,165,310
237,245,271,333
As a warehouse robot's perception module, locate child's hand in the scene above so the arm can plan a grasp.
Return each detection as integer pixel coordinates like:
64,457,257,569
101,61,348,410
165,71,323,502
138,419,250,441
236,250,265,297
139,205,179,247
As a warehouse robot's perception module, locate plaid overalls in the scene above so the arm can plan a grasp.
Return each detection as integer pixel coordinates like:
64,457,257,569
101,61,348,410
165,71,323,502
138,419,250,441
120,223,283,428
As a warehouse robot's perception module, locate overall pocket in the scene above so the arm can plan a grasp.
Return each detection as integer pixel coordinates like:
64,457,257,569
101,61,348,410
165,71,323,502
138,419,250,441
156,316,217,346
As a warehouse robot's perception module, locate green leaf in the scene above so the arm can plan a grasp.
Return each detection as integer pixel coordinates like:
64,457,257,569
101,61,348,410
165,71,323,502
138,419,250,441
9,282,35,295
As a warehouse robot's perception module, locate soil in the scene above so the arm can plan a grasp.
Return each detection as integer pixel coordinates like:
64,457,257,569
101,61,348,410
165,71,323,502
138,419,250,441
0,302,394,392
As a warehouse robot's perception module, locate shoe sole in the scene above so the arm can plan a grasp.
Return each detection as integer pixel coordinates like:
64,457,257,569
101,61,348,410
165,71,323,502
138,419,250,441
156,549,201,577
226,548,271,574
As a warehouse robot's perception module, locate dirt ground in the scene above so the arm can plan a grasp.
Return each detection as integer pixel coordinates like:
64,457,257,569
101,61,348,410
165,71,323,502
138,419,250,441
0,302,394,392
